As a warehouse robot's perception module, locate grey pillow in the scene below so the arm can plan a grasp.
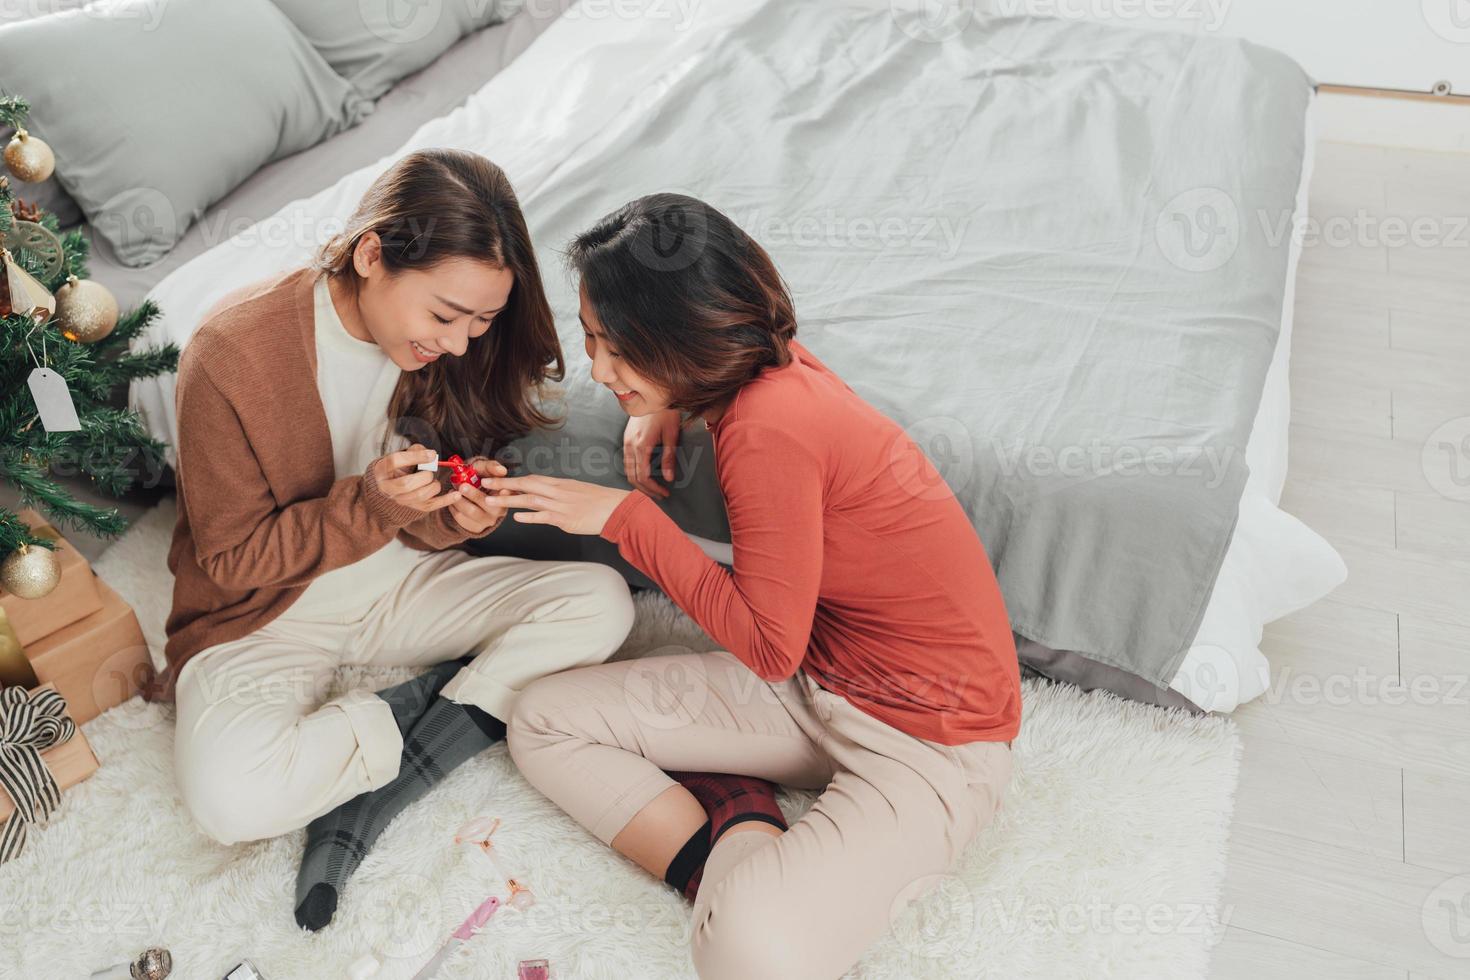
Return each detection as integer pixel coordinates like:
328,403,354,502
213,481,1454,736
0,1,90,229
0,0,369,267
271,0,524,101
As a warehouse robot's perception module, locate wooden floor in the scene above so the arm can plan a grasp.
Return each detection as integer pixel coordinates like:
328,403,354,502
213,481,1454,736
1211,141,1470,979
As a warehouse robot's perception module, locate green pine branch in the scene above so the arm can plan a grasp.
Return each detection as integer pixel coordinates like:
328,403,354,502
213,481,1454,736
57,228,89,285
0,509,54,558
1,89,177,556
0,93,29,132
92,343,179,387
1,450,127,539
96,299,160,350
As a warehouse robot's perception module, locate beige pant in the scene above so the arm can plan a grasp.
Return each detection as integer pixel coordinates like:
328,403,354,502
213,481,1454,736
175,550,634,845
508,648,1013,980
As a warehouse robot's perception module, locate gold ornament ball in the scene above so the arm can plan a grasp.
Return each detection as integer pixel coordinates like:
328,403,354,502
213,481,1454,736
57,275,119,344
3,129,55,183
1,544,61,599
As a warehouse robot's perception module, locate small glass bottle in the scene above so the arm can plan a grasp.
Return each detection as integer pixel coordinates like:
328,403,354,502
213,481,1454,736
517,960,551,980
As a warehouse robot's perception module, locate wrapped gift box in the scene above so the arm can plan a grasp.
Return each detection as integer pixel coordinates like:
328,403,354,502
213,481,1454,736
0,509,104,646
0,684,99,824
26,578,150,726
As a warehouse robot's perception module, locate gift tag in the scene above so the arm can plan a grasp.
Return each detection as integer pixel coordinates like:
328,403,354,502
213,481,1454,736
27,368,80,432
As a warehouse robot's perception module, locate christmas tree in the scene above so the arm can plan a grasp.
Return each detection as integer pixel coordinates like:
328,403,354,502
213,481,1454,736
0,94,178,565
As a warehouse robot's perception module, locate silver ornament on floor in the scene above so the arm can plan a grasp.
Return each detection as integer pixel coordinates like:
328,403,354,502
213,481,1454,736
0,544,60,599
3,129,55,183
88,946,172,980
56,275,119,344
130,947,172,980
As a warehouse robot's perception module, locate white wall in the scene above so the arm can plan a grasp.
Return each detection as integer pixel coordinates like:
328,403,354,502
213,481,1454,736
1216,0,1470,94
977,0,1470,149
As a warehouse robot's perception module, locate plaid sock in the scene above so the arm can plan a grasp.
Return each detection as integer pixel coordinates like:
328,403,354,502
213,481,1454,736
374,659,462,736
294,694,506,931
664,771,787,901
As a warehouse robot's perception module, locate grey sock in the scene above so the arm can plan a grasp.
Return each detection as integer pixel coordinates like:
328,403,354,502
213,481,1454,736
374,659,463,736
294,694,507,931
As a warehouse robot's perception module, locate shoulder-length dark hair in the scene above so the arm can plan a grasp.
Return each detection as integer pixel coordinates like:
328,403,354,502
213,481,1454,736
566,193,796,418
316,148,563,455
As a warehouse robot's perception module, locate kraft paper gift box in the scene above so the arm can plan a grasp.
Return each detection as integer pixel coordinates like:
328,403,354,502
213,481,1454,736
0,684,100,824
0,508,104,646
25,578,151,726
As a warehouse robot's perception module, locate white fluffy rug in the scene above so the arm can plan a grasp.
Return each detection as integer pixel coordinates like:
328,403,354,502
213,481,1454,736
1,502,1241,979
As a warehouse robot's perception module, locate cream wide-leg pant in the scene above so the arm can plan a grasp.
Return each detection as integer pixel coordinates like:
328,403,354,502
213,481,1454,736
174,550,635,845
508,649,1014,980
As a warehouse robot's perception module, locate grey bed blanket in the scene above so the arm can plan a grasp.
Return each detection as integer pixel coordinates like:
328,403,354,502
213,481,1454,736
494,6,1313,688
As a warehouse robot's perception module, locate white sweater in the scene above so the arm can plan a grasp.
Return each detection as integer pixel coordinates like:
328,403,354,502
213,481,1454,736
286,275,422,621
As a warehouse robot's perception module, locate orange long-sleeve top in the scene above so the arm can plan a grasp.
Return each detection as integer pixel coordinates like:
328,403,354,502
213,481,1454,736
600,340,1021,745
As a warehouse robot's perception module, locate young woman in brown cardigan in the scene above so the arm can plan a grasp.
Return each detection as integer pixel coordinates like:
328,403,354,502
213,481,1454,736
150,150,637,929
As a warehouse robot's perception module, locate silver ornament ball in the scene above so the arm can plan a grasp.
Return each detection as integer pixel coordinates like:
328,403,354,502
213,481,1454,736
130,947,172,980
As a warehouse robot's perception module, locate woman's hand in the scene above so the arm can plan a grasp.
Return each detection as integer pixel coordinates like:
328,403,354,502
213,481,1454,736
447,457,514,536
480,475,632,536
623,409,683,500
376,445,461,513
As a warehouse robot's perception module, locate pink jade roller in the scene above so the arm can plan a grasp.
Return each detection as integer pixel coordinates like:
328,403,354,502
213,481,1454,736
454,816,536,911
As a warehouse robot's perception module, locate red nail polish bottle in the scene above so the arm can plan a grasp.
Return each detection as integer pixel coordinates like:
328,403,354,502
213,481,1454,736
444,454,481,489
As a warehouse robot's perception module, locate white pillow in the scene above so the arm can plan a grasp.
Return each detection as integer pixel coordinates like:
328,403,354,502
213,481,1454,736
1170,492,1346,712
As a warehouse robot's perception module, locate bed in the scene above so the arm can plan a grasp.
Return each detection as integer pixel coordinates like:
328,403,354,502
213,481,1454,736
125,0,1344,713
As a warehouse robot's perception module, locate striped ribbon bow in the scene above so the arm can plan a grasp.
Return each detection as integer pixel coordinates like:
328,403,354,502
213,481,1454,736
0,685,75,866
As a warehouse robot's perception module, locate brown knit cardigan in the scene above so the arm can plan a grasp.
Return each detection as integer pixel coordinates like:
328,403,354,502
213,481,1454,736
142,267,483,702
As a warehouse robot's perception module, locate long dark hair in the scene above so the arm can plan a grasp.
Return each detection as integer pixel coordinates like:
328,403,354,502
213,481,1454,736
566,193,796,418
316,149,563,455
